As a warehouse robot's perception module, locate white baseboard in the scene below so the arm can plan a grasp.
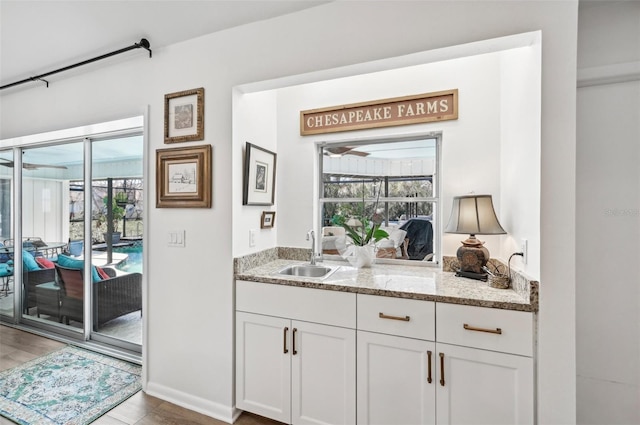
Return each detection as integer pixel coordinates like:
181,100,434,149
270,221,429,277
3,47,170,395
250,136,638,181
145,381,241,424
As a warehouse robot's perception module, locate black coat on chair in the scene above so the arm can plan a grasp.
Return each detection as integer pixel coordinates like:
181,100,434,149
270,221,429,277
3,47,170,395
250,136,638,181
400,218,434,260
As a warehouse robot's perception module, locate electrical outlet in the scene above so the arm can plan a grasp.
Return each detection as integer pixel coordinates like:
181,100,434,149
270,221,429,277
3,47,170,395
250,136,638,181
249,229,257,247
521,238,528,264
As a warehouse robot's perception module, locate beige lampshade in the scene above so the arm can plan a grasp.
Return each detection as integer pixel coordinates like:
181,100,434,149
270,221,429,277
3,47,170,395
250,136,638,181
444,195,506,235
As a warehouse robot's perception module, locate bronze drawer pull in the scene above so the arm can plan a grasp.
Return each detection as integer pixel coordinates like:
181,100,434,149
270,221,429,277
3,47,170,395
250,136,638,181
379,312,410,321
463,323,502,334
292,328,298,355
439,352,445,386
427,350,433,384
283,327,289,354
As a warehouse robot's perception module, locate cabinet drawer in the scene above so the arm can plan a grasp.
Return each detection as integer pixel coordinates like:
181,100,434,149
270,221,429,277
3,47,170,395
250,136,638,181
357,294,435,340
436,303,533,356
236,280,356,328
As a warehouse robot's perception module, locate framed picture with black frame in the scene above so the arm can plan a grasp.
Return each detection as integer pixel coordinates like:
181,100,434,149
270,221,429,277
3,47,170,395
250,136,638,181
243,142,276,205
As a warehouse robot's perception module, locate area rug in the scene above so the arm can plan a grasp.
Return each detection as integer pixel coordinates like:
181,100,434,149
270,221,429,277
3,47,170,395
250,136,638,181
0,345,141,425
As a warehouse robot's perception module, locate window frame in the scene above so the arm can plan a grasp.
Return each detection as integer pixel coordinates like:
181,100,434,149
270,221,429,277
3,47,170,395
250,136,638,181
317,134,441,264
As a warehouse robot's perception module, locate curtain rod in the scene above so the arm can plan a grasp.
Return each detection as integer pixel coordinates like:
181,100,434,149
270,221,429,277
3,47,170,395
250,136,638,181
0,38,152,91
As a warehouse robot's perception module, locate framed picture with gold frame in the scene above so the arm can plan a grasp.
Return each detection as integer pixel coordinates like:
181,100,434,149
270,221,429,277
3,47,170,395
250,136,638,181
156,144,212,208
164,87,204,143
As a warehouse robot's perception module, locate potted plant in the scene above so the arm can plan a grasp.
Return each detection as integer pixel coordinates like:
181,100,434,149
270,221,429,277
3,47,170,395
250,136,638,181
114,191,129,207
100,196,125,243
330,213,388,247
330,180,389,268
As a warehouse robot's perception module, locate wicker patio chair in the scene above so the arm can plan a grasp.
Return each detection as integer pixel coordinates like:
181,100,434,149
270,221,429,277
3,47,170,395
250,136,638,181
54,264,142,329
24,268,56,314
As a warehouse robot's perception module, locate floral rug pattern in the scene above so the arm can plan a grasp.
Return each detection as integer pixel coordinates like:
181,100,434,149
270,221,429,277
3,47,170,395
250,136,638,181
0,345,141,425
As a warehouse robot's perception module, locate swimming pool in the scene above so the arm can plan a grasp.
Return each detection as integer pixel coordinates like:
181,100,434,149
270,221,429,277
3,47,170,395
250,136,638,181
114,244,143,274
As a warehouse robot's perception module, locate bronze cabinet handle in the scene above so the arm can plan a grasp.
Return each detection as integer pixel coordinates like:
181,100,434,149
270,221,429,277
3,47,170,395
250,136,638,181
283,327,289,354
378,312,410,321
427,350,433,384
463,323,503,335
439,352,445,386
292,328,298,355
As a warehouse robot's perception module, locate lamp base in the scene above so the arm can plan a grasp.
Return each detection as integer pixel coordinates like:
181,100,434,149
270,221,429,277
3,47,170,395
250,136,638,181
455,270,488,281
456,236,490,275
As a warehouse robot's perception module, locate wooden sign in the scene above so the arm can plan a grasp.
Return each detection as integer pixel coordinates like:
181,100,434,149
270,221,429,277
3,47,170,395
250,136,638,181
300,89,458,135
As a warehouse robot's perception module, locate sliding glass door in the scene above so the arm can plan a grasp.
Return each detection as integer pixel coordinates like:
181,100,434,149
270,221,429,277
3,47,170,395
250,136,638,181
0,150,14,319
21,142,85,337
90,135,143,349
0,117,145,356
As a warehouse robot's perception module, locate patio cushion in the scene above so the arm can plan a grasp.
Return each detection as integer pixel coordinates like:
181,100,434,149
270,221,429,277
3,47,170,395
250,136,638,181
96,266,110,280
23,250,41,272
0,263,12,277
56,254,102,283
35,257,55,269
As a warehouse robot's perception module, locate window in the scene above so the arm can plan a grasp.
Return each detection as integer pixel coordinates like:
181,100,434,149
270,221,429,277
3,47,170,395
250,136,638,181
319,136,440,262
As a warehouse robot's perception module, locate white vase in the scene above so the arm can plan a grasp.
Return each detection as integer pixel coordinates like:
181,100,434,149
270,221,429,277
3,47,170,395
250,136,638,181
343,244,376,268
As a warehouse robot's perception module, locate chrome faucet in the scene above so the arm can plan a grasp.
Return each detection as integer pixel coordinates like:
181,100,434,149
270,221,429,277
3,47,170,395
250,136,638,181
306,230,316,265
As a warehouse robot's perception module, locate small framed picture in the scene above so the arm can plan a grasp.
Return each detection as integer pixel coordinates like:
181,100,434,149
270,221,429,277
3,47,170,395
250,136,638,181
261,211,276,229
156,144,212,208
164,87,204,143
243,142,276,205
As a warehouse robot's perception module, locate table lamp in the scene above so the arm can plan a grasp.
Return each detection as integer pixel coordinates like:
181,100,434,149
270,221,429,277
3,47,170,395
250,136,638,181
444,194,506,280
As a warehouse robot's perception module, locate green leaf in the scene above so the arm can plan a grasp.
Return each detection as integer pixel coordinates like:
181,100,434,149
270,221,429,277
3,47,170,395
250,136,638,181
371,228,389,243
342,222,363,246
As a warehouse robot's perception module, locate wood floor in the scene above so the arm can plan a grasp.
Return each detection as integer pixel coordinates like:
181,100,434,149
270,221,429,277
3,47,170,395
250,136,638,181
0,325,283,425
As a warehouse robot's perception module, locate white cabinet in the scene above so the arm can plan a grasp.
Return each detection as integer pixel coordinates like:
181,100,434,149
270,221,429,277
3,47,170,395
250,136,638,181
357,295,437,425
435,303,533,357
434,303,534,425
356,295,534,425
236,312,291,423
435,343,533,425
291,321,356,425
235,280,356,425
357,331,436,425
357,331,534,425
235,279,535,425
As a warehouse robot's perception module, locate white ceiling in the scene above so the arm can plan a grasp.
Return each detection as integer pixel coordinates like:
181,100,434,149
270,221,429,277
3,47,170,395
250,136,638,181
0,0,328,88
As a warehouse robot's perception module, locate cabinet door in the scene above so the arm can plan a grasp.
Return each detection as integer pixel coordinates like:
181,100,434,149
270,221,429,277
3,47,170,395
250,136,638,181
236,312,291,424
436,343,534,425
291,321,356,425
357,331,436,425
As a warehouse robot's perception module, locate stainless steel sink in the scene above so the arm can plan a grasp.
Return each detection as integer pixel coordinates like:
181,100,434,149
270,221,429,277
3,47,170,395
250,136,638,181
277,264,337,278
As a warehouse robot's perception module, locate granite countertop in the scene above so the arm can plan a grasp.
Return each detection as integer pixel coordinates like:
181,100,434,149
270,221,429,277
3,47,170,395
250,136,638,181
235,253,538,312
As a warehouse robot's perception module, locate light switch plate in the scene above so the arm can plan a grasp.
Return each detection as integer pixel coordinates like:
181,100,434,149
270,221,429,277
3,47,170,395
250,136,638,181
249,229,257,247
168,230,186,247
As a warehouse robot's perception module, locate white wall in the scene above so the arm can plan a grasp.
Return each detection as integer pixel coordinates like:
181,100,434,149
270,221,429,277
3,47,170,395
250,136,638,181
499,46,542,278
0,2,578,423
232,90,278,257
576,79,640,425
270,53,505,257
576,2,640,423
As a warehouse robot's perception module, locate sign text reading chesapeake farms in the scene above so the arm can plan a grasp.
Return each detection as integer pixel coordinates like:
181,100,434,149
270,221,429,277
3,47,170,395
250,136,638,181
300,90,458,135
